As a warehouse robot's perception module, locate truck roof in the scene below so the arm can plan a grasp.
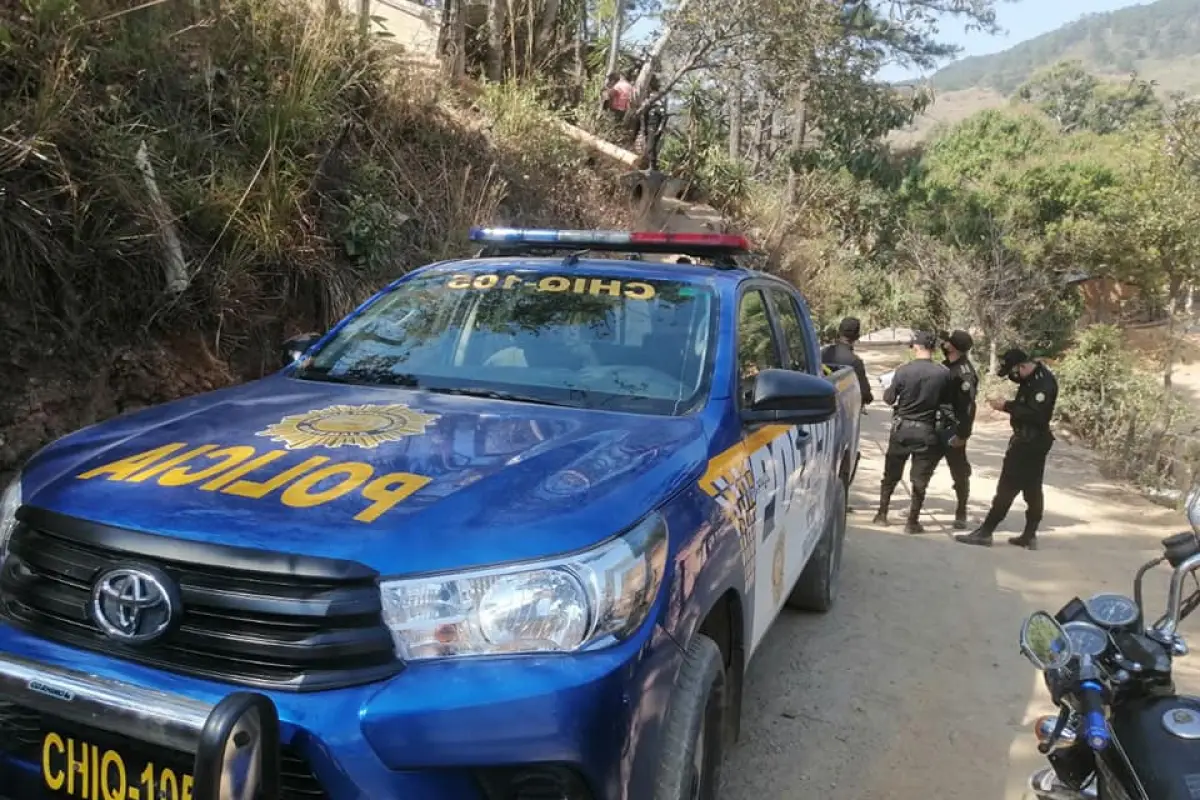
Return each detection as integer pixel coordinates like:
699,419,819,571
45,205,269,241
407,227,784,289
414,256,760,285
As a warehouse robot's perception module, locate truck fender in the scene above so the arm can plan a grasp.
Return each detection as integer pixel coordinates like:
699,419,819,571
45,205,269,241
660,507,749,748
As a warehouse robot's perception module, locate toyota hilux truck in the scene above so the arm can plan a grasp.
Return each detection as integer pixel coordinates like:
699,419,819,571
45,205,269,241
0,227,862,800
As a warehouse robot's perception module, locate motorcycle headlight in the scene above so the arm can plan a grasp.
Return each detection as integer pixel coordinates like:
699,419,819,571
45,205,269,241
379,512,668,661
0,474,20,567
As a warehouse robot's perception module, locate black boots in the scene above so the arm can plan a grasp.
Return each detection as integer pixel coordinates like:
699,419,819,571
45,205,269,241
875,486,926,533
905,491,925,534
1009,520,1039,550
953,487,969,530
957,518,1039,550
955,527,993,547
873,486,893,525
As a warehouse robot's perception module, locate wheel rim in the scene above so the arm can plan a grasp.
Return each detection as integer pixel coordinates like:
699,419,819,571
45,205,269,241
690,704,708,799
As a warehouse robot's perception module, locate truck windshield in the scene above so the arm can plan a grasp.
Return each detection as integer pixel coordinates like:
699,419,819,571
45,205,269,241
294,268,717,415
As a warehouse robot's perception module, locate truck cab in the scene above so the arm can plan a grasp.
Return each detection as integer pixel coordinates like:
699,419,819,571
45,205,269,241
0,228,862,800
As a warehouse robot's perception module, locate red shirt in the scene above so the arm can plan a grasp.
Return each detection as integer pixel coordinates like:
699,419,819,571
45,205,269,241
609,79,633,111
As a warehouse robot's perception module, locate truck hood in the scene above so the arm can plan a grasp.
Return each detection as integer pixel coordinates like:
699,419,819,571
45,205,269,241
20,375,708,575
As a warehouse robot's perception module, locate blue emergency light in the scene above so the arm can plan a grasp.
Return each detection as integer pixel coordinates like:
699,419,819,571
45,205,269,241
468,227,751,257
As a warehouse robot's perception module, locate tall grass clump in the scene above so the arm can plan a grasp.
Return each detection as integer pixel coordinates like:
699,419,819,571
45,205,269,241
0,0,510,351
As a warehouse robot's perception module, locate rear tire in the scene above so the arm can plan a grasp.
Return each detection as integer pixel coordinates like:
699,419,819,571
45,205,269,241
654,634,725,800
786,480,848,613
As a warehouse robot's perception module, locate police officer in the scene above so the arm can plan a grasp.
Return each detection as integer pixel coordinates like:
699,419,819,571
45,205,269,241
821,317,873,408
940,330,978,530
956,348,1058,550
873,331,953,533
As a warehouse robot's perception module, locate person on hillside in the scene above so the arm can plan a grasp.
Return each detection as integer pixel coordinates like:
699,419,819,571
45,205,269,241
940,330,979,529
601,72,633,132
600,72,617,109
956,348,1058,551
821,317,873,407
874,331,954,533
636,77,668,170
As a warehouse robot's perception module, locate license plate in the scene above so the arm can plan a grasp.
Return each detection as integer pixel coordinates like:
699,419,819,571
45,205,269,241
40,731,194,800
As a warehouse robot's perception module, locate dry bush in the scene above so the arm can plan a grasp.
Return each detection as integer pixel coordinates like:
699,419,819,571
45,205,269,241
1055,325,1200,493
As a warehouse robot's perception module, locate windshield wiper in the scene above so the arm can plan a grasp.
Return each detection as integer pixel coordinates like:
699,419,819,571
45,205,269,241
422,386,569,406
296,369,420,387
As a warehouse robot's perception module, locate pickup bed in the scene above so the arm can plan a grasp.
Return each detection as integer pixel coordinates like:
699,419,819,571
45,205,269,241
0,228,861,800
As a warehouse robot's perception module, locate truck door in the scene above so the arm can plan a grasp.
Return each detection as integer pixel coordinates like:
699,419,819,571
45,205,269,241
735,286,814,650
765,287,834,588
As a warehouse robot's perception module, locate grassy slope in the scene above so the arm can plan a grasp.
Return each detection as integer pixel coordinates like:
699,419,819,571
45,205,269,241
0,0,626,474
891,0,1200,144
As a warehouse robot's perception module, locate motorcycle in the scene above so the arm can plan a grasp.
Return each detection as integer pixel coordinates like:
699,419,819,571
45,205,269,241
1019,483,1200,800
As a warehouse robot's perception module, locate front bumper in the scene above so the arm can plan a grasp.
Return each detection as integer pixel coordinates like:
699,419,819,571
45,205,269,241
0,651,211,754
0,620,683,800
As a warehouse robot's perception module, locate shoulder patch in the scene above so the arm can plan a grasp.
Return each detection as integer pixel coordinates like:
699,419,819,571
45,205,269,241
961,381,972,392
1034,392,1046,403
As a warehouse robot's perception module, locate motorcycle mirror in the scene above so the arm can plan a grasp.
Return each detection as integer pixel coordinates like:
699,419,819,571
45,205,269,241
1020,611,1072,671
192,692,281,800
1187,484,1200,535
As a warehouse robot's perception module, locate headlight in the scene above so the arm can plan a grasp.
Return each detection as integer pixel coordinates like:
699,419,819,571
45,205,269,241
380,512,668,661
0,474,20,567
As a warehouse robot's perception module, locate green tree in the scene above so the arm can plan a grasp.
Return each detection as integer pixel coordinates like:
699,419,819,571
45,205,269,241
1014,61,1161,135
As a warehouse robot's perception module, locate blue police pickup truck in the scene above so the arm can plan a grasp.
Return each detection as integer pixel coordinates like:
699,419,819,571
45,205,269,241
0,227,862,800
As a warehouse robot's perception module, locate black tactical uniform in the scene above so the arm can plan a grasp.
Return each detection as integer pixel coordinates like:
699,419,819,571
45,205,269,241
874,331,954,533
956,348,1058,550
821,317,873,408
940,330,978,529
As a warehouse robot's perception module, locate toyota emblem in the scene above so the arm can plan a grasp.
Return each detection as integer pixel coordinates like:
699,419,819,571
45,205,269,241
90,566,179,644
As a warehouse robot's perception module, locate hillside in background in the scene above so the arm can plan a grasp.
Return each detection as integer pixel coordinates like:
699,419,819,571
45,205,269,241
891,0,1200,143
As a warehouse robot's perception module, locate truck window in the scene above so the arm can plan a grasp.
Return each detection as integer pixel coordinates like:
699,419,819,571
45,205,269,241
736,288,783,405
767,288,812,373
295,269,717,416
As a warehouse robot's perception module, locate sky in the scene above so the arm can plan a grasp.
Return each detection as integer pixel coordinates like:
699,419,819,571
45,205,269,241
878,0,1155,82
626,1,1154,81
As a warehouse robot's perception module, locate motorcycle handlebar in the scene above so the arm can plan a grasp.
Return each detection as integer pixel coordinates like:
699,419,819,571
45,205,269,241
1158,550,1200,638
1078,679,1109,751
1162,531,1200,569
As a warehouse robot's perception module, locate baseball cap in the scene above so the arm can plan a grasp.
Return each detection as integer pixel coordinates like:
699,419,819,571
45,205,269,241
838,317,861,340
910,330,938,350
947,330,974,353
997,347,1030,377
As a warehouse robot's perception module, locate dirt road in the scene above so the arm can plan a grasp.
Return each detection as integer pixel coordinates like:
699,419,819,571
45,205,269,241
720,347,1199,800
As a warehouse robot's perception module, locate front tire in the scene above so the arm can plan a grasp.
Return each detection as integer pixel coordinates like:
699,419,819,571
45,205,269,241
786,479,848,613
654,634,725,800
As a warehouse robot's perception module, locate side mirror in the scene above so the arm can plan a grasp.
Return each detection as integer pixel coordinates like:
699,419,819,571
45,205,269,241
1187,484,1200,534
741,369,837,425
1019,611,1072,672
193,692,281,800
282,332,321,368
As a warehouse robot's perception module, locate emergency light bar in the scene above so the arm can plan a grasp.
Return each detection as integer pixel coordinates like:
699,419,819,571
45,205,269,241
468,227,751,259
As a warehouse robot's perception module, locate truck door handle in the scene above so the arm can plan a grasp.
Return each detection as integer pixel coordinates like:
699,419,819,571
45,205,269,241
795,429,810,448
